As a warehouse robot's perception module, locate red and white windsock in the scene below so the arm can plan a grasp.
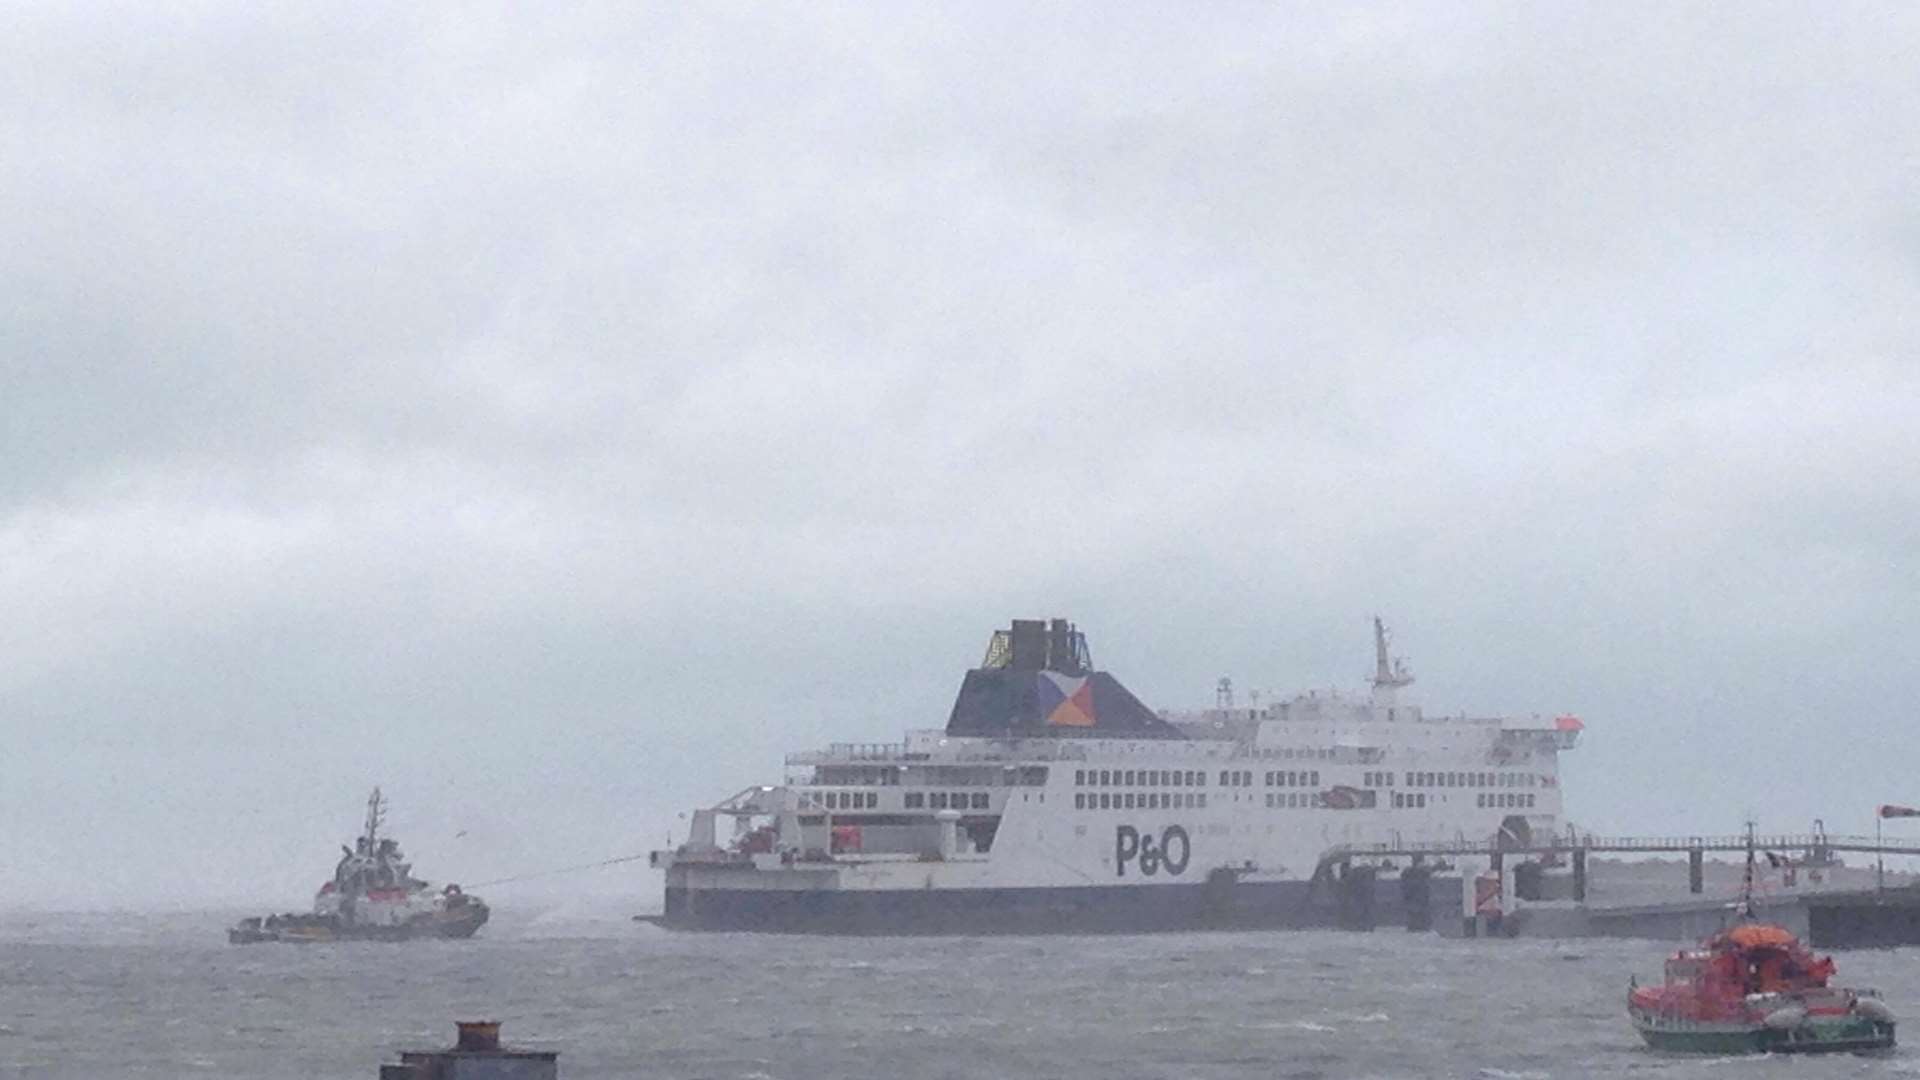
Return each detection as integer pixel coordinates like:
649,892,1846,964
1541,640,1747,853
1879,805,1920,819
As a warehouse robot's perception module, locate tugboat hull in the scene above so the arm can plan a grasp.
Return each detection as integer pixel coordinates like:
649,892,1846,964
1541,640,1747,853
228,903,489,944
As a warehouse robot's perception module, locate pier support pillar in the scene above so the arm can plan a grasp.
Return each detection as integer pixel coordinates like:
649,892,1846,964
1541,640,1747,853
1572,849,1588,902
1336,863,1376,931
1688,848,1704,894
1401,864,1433,932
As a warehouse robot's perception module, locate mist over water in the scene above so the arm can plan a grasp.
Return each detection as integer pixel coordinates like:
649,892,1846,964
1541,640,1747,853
6,907,1920,1079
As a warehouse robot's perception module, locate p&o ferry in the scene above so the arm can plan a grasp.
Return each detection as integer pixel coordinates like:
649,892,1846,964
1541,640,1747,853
650,618,1580,933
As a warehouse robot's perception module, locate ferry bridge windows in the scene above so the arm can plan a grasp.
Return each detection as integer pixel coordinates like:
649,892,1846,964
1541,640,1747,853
905,792,924,809
971,793,990,810
929,792,947,809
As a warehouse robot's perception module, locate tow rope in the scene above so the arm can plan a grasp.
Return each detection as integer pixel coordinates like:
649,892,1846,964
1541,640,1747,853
464,853,651,889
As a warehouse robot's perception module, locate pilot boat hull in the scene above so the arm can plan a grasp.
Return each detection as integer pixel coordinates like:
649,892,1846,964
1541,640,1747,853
1629,1010,1893,1054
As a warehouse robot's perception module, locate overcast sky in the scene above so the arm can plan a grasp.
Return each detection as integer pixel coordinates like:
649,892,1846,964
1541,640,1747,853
4,5,1918,910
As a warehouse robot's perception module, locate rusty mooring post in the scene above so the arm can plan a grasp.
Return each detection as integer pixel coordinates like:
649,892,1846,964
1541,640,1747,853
379,1021,557,1079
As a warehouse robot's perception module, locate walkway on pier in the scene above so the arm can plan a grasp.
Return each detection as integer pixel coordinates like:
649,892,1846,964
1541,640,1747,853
1318,832,1920,901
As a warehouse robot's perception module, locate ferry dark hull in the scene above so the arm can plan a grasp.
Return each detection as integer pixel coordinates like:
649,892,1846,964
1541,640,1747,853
657,878,1439,934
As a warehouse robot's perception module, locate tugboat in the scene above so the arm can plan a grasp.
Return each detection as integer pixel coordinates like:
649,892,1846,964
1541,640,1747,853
1627,828,1895,1054
228,788,489,944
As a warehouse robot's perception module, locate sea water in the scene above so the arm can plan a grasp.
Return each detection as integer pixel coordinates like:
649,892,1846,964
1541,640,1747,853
4,905,1919,1079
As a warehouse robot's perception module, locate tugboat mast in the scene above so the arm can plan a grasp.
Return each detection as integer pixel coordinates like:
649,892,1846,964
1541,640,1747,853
364,787,386,848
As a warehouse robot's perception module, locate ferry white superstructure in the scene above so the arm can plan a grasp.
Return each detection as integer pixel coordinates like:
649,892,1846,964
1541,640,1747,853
650,618,1581,933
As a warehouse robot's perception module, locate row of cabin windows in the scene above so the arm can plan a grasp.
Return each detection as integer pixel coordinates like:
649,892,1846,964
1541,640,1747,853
1263,770,1321,787
1220,770,1255,787
1362,771,1395,787
1075,769,1209,787
822,791,877,810
814,767,901,786
1074,792,1208,811
1391,792,1429,809
1479,792,1537,809
1404,771,1538,789
1254,747,1337,760
1267,792,1326,808
902,791,991,810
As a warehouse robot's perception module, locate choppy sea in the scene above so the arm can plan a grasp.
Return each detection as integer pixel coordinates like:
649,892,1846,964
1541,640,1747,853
6,905,1920,1079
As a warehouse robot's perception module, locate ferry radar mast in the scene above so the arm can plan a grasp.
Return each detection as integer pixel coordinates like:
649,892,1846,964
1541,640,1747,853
1371,617,1414,707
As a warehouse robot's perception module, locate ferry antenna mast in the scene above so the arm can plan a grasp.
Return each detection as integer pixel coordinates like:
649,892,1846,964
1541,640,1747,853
1372,617,1413,691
